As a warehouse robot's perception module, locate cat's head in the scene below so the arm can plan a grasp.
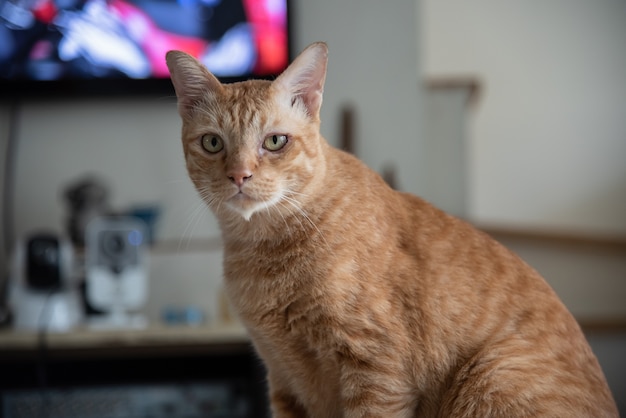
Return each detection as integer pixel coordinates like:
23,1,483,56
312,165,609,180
166,43,328,224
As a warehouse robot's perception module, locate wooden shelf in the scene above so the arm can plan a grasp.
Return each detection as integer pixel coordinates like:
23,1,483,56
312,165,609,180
478,224,626,252
0,322,249,359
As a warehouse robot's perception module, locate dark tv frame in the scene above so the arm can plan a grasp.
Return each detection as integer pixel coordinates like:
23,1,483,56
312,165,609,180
0,0,293,99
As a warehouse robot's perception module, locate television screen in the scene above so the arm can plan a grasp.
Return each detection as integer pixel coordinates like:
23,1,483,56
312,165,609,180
0,0,289,96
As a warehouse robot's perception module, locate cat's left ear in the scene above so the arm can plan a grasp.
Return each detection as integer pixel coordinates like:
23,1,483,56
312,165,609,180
274,42,328,119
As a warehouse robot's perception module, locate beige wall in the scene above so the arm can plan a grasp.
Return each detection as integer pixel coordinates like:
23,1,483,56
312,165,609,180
422,0,626,236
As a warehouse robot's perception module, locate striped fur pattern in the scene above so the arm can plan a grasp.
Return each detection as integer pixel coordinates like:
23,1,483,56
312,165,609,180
166,43,618,417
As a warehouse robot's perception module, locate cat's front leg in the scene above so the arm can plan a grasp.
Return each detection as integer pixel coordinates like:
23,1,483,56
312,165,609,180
338,350,415,418
269,389,310,418
263,362,312,418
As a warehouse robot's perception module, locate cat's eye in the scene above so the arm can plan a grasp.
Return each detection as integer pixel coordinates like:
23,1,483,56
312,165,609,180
201,134,224,153
263,134,288,152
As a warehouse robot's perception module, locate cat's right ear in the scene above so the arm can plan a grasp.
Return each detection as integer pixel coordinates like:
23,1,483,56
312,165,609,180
165,51,223,116
274,42,328,120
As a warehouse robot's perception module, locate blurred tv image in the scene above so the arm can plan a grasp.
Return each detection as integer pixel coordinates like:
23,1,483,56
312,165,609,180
0,0,288,83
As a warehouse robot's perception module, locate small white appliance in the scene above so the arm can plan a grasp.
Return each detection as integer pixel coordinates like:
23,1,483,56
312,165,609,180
10,233,82,332
85,216,149,329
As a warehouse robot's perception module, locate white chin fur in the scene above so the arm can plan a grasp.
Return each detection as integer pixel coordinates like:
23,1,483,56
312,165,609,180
226,202,257,222
227,193,283,222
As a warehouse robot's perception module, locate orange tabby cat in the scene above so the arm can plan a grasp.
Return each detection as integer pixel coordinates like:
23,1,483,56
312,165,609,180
166,43,618,417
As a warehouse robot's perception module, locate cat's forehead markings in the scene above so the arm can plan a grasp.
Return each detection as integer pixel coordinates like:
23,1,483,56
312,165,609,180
217,82,275,138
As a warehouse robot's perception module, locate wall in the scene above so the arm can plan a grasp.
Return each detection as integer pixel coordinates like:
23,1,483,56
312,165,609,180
294,0,425,195
423,86,473,217
422,0,626,236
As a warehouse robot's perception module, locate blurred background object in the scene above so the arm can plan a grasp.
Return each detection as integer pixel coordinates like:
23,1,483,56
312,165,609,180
63,175,109,247
85,216,148,329
9,232,82,331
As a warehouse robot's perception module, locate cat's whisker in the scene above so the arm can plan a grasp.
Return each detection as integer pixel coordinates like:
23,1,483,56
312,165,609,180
178,185,217,250
159,178,208,251
276,196,303,237
279,194,309,225
214,191,229,216
178,198,208,250
279,194,331,251
283,189,310,199
263,198,293,237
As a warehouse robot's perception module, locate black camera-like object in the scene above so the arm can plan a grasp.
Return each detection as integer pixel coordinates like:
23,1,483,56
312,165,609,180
25,234,65,290
10,233,81,331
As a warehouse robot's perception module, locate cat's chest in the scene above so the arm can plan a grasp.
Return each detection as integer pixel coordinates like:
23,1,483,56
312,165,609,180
223,248,330,338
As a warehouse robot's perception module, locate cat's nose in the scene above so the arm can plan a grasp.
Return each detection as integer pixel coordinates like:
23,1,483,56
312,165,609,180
227,170,253,187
